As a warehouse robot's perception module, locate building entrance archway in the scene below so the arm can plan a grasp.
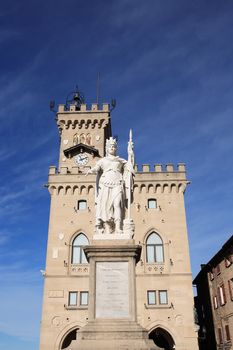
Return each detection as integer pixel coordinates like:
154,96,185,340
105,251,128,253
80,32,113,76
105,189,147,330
149,327,175,350
60,328,79,349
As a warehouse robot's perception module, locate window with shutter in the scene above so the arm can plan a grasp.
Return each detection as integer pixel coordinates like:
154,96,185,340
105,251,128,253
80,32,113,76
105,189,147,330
213,295,218,309
225,325,231,341
218,328,223,344
228,279,233,301
219,284,227,305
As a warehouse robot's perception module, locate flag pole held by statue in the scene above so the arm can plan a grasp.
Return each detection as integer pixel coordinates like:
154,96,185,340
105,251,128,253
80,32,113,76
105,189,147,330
124,129,135,236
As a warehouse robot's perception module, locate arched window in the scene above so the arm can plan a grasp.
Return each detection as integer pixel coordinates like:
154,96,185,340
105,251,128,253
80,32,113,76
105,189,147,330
146,232,164,263
71,233,89,264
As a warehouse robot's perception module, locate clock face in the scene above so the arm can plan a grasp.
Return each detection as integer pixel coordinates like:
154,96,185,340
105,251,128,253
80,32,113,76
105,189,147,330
74,153,89,166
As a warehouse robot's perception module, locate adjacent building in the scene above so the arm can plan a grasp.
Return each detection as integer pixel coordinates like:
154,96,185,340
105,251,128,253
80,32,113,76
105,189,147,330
40,90,198,350
193,235,233,350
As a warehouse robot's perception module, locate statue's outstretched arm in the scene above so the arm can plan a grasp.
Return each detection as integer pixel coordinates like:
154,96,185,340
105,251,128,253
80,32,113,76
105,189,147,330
85,161,102,176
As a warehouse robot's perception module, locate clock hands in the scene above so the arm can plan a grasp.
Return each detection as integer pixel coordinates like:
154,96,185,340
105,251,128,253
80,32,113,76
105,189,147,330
79,155,87,161
76,154,88,165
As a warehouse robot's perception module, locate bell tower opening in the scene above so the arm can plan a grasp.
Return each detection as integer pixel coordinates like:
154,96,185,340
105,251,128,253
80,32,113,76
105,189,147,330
149,327,175,350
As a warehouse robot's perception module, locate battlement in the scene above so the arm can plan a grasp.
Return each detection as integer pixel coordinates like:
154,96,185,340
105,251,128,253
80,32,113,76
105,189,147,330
135,163,186,173
58,103,110,113
48,163,187,181
49,163,186,175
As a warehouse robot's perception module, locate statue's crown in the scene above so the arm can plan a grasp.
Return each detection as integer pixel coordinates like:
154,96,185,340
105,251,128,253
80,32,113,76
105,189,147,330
106,137,117,148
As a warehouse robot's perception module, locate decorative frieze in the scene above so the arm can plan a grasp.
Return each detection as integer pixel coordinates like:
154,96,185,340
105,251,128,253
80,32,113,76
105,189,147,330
47,182,187,196
70,265,89,275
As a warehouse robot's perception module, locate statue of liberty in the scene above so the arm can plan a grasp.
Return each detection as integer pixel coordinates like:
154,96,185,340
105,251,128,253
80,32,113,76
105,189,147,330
86,133,134,234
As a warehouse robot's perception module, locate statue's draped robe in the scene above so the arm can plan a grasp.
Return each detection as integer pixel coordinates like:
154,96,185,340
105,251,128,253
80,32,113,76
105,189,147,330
91,156,133,224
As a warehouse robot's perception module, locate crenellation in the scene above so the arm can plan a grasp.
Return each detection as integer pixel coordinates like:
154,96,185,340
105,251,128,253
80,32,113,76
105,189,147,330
57,103,110,114
49,166,187,181
71,167,80,175
69,104,76,112
166,164,174,172
178,163,186,172
103,103,110,111
60,167,68,175
135,163,186,174
142,164,150,172
80,104,87,111
154,164,162,172
49,166,57,175
91,103,98,111
58,104,65,112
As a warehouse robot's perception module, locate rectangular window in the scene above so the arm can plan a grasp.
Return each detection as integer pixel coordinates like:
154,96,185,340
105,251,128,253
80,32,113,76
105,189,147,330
147,291,156,305
159,290,168,305
215,264,221,275
80,291,88,306
209,271,214,281
225,257,232,268
218,328,223,344
213,296,218,309
68,292,77,306
225,325,231,341
148,199,157,209
219,285,226,306
78,200,87,210
228,279,233,301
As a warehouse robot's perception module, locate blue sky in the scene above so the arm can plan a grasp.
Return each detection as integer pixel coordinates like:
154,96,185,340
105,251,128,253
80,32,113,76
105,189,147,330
0,0,233,349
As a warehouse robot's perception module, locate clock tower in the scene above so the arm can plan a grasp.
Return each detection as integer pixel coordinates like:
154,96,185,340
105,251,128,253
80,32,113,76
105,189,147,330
56,89,112,171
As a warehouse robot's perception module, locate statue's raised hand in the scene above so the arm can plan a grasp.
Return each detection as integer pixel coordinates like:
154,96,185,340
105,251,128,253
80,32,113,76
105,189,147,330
85,169,92,176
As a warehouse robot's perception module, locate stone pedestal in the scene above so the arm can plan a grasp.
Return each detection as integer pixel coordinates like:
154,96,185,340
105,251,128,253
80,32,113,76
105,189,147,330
64,239,162,350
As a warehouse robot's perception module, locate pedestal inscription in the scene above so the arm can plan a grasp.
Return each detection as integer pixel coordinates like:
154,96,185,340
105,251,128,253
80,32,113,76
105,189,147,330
95,262,129,318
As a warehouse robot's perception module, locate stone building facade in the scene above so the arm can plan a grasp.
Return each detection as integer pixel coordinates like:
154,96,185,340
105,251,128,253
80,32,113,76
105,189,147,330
40,93,198,350
194,235,233,350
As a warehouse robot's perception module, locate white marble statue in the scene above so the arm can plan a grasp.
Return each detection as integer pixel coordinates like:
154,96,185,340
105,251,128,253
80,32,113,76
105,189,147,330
86,133,134,234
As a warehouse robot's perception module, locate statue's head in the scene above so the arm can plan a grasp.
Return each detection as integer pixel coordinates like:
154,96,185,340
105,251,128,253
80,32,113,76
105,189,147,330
106,137,117,156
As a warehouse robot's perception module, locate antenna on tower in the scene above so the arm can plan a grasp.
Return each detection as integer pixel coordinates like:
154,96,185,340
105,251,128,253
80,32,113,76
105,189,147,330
110,98,116,112
50,100,56,112
96,72,100,105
